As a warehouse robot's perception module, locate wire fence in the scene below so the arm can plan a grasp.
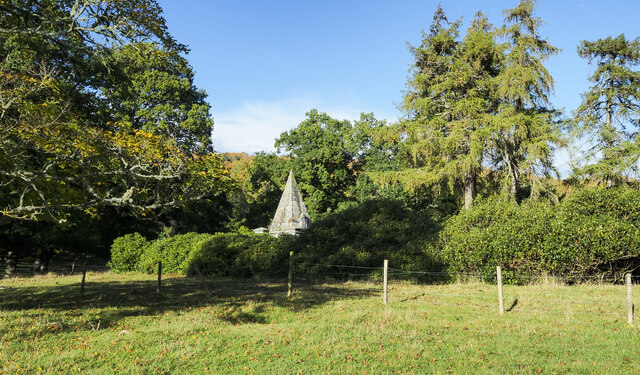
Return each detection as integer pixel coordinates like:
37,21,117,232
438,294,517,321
0,256,636,324
0,257,110,277
286,259,636,323
387,265,633,321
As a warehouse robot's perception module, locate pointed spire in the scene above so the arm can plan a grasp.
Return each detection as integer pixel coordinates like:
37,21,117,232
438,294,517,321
269,171,311,236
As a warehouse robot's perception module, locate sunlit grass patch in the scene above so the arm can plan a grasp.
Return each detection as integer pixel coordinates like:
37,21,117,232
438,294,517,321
1,273,639,374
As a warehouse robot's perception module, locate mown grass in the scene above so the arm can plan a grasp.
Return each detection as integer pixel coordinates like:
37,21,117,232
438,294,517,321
1,272,639,374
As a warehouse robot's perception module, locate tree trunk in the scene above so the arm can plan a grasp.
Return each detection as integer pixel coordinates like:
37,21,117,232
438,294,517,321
604,100,613,188
5,251,18,278
464,170,476,210
40,254,50,274
32,250,51,274
33,258,42,274
510,163,518,202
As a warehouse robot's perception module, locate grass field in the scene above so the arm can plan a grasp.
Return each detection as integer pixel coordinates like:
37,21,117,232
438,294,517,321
1,272,639,374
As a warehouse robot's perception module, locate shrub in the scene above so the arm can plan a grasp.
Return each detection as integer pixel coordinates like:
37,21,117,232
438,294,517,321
287,199,444,279
438,188,640,282
542,188,640,278
126,231,288,277
187,232,287,277
108,233,150,272
439,198,551,282
138,233,214,275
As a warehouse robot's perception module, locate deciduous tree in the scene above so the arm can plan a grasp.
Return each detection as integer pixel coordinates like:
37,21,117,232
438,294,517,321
275,110,356,215
0,0,229,224
103,42,214,154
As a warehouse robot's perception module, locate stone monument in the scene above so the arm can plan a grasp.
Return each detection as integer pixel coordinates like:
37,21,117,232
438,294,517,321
268,171,312,237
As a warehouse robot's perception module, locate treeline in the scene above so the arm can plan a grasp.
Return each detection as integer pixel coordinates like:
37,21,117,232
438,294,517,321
224,0,640,225
2,1,640,280
110,187,640,281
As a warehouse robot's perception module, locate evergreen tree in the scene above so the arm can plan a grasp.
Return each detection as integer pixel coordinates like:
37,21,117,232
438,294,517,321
490,0,560,201
446,12,501,209
573,34,640,185
400,6,461,191
401,8,500,209
401,5,459,163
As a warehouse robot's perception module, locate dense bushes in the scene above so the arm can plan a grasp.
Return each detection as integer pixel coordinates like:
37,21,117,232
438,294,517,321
109,231,287,277
109,188,640,282
187,232,287,277
439,199,551,281
108,199,444,279
439,188,640,281
289,199,444,278
137,233,215,275
107,233,150,272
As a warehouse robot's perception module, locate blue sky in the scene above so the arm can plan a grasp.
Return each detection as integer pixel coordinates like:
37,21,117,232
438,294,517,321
158,0,640,161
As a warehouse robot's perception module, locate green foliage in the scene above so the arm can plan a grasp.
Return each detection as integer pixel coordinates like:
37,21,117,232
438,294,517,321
490,0,561,199
554,188,640,224
439,197,550,281
230,152,291,229
351,113,402,173
115,231,287,277
275,109,357,216
573,34,640,183
187,232,287,277
108,233,151,272
0,1,231,226
104,42,214,154
347,174,459,223
275,110,399,217
348,174,411,207
439,188,640,282
138,233,214,275
289,199,443,278
401,8,500,208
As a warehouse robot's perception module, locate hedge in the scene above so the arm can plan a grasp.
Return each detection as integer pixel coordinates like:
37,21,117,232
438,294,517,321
287,199,444,279
109,231,287,277
107,233,150,272
439,188,640,282
108,188,640,282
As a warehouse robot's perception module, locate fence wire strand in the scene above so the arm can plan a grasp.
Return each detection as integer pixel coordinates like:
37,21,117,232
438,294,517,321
2,258,635,321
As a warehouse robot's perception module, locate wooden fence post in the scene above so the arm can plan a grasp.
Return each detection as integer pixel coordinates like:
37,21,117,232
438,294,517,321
627,273,633,325
497,266,504,315
80,261,87,293
287,251,294,298
383,259,388,305
157,261,162,295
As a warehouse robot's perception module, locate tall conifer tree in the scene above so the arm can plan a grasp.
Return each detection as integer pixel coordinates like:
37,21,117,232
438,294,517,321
449,13,501,209
491,0,560,201
401,8,500,209
573,34,640,185
402,5,459,160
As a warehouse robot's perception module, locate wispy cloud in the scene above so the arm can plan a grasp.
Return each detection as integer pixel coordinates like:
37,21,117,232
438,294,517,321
212,97,394,153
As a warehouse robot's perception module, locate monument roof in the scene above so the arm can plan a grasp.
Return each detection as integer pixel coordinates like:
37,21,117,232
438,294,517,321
269,171,311,236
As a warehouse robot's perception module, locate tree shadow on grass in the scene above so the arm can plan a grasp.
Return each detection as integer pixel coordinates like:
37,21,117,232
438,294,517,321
0,275,379,339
